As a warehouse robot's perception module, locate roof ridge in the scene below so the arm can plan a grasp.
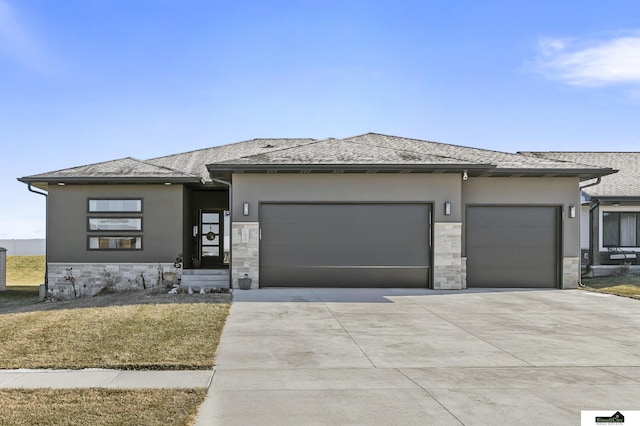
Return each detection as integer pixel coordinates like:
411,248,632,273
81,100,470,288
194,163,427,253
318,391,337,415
146,137,318,162
135,158,200,178
213,138,331,163
343,133,479,164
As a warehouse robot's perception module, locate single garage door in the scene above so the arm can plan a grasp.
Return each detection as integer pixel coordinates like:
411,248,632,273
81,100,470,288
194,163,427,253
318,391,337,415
466,206,559,288
260,203,431,288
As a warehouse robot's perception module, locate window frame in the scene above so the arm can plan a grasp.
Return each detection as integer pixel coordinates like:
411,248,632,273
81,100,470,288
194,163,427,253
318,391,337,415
87,236,143,251
87,198,143,213
599,206,640,251
87,198,144,251
87,217,143,232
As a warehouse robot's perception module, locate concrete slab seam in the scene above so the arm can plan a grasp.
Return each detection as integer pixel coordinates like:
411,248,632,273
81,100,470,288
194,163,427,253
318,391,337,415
396,368,466,425
313,288,377,369
421,308,535,367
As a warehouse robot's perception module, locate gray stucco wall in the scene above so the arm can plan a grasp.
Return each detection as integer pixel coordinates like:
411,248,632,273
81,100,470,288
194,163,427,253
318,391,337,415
461,177,581,258
231,173,462,223
47,184,184,263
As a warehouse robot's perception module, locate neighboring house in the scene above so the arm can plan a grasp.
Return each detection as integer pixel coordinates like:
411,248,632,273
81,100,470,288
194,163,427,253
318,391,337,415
18,133,613,297
522,152,640,270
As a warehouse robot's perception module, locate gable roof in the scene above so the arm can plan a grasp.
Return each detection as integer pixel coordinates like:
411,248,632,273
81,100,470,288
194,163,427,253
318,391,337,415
521,152,640,199
19,133,615,189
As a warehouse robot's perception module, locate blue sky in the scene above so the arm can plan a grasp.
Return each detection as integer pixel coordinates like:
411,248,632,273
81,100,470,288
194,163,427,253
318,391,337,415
1,0,639,239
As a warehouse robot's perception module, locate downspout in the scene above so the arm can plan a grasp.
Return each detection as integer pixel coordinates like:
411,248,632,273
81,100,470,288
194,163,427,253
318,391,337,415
580,176,601,190
27,184,48,294
211,178,232,289
578,177,602,278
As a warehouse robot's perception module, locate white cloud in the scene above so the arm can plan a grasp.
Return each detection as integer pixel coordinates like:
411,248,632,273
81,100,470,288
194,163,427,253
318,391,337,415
537,32,640,86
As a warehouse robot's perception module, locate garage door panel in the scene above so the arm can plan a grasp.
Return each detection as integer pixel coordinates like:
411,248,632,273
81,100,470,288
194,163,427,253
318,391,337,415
467,206,559,288
262,223,427,246
468,267,557,288
468,227,556,248
260,203,431,288
466,247,557,268
262,244,430,267
261,266,429,288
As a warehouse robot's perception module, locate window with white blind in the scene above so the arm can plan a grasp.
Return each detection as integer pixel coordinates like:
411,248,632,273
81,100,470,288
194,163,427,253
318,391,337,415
602,211,640,248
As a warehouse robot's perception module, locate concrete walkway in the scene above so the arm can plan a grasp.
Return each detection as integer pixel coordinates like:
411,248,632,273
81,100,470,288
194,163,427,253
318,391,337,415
0,369,213,389
195,288,640,426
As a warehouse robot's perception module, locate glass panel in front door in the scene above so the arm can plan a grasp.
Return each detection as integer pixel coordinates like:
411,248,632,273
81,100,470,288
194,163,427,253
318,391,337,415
201,211,223,267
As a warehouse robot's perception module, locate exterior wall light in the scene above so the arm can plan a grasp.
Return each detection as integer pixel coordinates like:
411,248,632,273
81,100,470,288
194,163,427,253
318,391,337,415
569,205,576,218
243,202,250,216
444,202,452,216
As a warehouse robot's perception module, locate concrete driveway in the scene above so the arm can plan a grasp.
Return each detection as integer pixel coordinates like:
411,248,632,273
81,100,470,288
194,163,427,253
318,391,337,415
196,288,640,425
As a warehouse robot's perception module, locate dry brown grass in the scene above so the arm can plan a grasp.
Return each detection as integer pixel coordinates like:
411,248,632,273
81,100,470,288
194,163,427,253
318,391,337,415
582,275,640,298
6,255,45,286
0,303,229,370
0,388,207,426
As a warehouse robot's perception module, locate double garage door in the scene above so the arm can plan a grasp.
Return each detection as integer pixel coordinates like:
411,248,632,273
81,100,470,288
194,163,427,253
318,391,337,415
259,203,560,288
260,203,431,288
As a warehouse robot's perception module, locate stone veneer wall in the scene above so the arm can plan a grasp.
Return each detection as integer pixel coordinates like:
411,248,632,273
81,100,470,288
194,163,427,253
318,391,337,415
231,222,260,289
433,223,464,289
562,257,580,289
47,262,180,300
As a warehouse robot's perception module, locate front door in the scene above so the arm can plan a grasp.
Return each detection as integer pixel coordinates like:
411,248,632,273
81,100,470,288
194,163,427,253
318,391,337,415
200,210,224,268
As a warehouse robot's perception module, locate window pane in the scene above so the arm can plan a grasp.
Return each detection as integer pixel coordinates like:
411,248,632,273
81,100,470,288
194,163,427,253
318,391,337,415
202,213,219,223
89,237,142,250
202,246,219,257
89,199,142,212
620,213,637,247
89,218,142,231
602,212,620,246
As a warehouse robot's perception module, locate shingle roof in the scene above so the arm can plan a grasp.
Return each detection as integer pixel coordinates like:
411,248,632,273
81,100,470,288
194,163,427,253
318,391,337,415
208,133,612,178
19,133,615,189
19,157,200,186
521,152,640,198
343,134,599,171
146,138,317,182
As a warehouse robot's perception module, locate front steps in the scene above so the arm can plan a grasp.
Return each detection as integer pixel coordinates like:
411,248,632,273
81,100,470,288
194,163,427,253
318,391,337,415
180,269,230,290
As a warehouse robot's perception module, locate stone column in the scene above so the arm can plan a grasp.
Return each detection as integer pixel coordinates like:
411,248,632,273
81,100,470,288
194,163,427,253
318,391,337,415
0,247,7,291
231,223,260,289
432,223,464,289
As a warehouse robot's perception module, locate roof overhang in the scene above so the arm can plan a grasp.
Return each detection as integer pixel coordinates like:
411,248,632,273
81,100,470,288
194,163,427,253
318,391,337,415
207,163,496,179
17,176,202,191
587,196,640,203
207,163,617,181
478,167,616,181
